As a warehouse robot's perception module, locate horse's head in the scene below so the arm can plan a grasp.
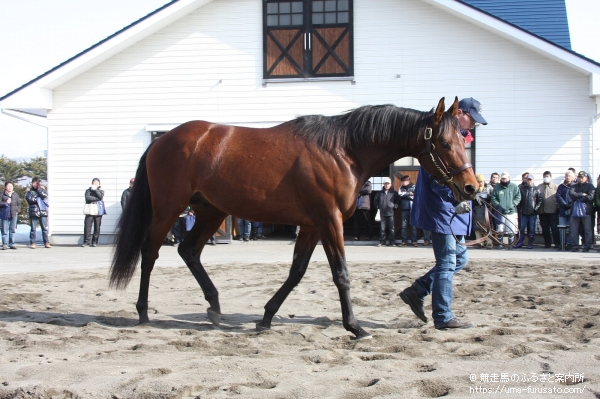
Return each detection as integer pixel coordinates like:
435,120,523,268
417,97,478,201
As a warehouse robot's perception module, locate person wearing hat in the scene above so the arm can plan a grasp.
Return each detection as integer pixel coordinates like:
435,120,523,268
374,178,399,246
514,174,542,249
537,171,560,249
491,172,521,249
398,97,486,330
568,171,596,252
121,178,135,210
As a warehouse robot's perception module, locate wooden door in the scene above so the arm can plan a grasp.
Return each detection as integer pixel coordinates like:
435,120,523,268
215,216,232,243
264,0,353,79
265,28,305,78
310,26,352,76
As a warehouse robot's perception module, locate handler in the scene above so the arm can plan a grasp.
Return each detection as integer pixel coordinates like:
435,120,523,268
398,97,487,329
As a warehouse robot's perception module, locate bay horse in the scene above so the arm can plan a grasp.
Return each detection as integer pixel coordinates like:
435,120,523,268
110,97,477,339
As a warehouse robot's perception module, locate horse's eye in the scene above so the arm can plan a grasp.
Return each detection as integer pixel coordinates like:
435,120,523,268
441,142,451,150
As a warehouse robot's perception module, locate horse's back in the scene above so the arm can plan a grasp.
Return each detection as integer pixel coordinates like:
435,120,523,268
144,119,356,224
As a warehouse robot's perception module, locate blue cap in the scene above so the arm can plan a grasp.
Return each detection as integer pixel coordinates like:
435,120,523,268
458,98,487,125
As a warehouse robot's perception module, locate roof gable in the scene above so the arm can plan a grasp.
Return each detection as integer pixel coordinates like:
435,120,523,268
459,0,571,50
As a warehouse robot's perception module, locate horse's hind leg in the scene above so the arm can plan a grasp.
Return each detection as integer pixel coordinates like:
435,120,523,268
319,215,371,339
178,204,227,325
257,227,320,330
137,215,178,323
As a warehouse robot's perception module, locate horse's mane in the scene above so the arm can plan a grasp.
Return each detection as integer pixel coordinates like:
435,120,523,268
287,104,458,151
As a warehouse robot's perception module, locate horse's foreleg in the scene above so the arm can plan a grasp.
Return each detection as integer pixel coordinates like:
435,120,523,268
257,227,320,330
178,206,227,325
319,217,371,340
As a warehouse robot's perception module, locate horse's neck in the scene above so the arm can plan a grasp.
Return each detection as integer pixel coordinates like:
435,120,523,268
353,139,418,182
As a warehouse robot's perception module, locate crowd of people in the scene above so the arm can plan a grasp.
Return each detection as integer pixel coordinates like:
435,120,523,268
353,168,600,252
1,167,598,251
0,177,51,250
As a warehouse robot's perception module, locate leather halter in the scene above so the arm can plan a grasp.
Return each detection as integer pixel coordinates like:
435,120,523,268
417,127,472,186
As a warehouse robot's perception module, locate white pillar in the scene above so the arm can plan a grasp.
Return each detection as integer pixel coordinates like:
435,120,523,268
592,96,600,181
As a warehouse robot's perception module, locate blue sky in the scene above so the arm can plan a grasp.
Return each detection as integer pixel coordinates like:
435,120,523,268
0,0,599,159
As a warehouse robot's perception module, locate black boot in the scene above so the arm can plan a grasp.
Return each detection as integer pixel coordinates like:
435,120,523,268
527,235,535,249
251,227,258,240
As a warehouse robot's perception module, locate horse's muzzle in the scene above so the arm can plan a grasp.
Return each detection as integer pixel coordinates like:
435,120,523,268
464,184,476,196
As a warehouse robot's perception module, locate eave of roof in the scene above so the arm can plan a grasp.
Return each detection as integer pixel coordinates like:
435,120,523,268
422,0,600,75
458,0,572,50
455,0,599,67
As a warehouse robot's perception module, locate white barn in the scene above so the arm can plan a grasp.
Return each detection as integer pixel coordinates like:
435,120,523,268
1,0,599,244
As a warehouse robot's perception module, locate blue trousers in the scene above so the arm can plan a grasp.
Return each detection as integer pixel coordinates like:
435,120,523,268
413,232,468,327
519,214,537,236
1,216,18,247
30,216,49,244
237,219,251,238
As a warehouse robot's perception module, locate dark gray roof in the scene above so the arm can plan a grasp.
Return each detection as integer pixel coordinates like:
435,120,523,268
459,0,571,49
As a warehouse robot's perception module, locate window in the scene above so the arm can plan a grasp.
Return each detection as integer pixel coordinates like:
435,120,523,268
263,0,354,79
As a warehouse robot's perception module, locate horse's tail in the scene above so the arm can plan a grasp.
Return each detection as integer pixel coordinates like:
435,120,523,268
109,144,154,290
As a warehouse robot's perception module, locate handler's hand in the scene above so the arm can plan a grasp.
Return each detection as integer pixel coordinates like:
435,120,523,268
454,201,471,214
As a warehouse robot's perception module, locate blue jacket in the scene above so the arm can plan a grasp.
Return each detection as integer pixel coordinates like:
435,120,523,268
556,182,572,218
410,166,472,235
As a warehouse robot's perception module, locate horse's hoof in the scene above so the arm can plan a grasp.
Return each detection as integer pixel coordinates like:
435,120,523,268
353,328,372,340
255,322,271,332
207,308,221,326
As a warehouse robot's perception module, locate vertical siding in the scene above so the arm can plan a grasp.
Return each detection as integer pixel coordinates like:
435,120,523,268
48,0,595,237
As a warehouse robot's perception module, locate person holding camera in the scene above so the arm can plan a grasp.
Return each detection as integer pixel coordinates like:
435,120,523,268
82,178,106,247
25,177,51,249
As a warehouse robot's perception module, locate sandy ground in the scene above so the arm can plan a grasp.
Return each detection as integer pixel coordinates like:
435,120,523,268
0,258,599,398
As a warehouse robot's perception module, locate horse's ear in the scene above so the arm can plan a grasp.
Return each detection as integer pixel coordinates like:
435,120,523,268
446,96,459,114
448,96,459,116
434,97,445,124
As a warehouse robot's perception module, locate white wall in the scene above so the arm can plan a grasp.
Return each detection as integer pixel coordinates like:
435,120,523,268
47,0,597,239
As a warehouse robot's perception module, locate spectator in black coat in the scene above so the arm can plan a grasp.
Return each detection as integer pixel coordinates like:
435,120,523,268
514,174,542,249
25,177,50,249
374,178,399,247
353,180,372,241
121,178,134,209
569,171,596,252
556,170,575,249
397,175,417,246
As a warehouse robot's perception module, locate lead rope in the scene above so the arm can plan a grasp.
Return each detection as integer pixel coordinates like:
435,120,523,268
449,198,519,247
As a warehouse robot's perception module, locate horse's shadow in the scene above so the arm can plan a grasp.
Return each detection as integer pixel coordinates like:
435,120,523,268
0,310,390,333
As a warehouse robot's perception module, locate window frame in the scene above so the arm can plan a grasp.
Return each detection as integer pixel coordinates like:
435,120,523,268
263,0,354,80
